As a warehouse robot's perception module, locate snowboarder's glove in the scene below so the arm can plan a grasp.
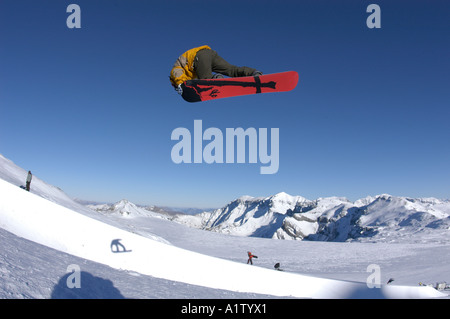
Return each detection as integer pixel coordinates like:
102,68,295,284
175,84,183,95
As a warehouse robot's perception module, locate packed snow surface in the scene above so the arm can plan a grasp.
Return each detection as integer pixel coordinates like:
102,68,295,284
0,154,449,298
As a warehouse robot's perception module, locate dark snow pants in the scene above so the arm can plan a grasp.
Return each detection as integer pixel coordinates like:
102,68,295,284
194,49,257,79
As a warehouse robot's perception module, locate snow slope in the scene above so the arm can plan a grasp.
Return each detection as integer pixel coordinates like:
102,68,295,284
0,154,448,298
0,179,446,298
0,154,109,221
0,225,272,299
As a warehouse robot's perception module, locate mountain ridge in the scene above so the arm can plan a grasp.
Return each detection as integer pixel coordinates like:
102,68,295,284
173,192,450,243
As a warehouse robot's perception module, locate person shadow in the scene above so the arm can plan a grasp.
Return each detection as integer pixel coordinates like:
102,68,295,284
110,239,132,253
51,271,125,299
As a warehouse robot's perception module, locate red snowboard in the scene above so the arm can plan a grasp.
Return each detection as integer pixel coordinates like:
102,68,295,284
180,71,299,103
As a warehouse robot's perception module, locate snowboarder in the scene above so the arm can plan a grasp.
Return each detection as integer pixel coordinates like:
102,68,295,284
274,262,284,271
169,45,262,95
247,251,258,265
25,171,32,192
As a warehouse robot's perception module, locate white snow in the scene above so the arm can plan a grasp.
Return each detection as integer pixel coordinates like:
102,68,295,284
0,154,449,299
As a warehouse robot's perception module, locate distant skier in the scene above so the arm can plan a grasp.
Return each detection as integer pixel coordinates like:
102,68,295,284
169,45,262,95
247,251,258,265
25,171,32,192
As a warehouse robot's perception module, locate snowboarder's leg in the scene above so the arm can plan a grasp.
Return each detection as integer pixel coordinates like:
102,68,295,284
195,49,258,79
211,51,257,78
194,49,215,79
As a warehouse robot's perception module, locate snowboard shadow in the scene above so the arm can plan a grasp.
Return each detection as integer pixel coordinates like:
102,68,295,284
110,239,132,253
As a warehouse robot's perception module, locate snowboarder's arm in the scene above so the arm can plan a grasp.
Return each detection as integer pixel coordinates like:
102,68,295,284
169,45,211,87
170,66,189,87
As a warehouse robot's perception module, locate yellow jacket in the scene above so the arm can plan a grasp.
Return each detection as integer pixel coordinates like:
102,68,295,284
170,45,211,86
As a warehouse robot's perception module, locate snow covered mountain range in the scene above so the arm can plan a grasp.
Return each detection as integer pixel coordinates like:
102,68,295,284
173,192,450,243
88,199,166,218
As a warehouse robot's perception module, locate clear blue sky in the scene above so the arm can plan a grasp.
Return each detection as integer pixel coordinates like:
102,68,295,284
1,0,449,208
